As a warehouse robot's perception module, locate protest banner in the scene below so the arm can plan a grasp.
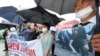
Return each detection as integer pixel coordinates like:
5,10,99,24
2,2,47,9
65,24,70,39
7,38,43,56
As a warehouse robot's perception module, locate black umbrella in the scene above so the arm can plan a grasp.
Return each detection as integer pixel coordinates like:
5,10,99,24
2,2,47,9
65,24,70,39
30,14,55,26
35,0,76,15
17,6,61,26
17,9,41,21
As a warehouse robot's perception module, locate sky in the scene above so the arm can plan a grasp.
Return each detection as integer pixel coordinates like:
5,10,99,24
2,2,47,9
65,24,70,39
0,0,37,11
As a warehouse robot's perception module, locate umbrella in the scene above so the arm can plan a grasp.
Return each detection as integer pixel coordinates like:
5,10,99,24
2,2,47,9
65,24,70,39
0,17,10,23
12,15,25,25
0,6,17,15
1,12,17,22
0,6,26,25
17,9,41,21
0,11,25,25
35,0,76,15
0,23,19,29
0,17,19,29
17,6,61,26
30,13,56,26
0,23,18,27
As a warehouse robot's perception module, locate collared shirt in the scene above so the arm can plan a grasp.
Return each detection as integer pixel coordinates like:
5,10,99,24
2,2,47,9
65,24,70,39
88,16,96,25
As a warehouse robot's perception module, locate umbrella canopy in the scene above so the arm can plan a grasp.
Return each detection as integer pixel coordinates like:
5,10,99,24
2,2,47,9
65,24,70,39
0,23,19,29
0,8,25,25
0,17,19,29
0,23,18,27
0,6,17,15
0,12,25,25
12,15,26,25
0,17,10,23
17,6,61,26
35,0,76,15
17,9,41,21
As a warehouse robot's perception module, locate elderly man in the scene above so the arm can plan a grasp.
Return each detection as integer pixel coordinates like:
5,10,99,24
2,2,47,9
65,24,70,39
19,22,32,41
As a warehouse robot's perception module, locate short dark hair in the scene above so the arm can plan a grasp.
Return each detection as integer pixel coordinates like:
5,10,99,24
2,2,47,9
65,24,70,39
34,23,37,27
23,21,27,24
42,23,50,30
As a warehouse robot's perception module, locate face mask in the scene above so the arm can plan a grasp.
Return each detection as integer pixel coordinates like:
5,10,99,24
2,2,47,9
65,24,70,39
42,28,47,33
76,6,93,19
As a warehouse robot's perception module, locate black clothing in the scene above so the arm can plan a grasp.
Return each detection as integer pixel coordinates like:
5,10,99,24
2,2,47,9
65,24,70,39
29,31,37,40
3,30,8,51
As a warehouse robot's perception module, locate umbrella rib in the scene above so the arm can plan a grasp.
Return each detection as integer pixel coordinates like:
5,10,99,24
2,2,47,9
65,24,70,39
38,0,42,5
60,0,65,14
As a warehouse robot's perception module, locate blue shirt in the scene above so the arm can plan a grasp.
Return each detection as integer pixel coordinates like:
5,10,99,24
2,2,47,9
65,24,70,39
19,29,32,41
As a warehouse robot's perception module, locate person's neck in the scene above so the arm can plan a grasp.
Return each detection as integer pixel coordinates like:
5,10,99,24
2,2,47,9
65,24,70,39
43,31,49,35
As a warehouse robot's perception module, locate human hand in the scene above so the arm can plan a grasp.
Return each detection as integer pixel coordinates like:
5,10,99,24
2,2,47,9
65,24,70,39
92,34,100,52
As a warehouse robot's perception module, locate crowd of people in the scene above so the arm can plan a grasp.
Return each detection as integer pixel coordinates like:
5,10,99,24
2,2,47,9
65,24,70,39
1,0,100,56
3,21,56,56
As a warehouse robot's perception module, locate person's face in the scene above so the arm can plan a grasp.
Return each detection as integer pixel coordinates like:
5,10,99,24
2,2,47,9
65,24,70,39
42,25,48,33
75,0,95,12
75,0,96,21
22,22,26,27
35,26,39,31
30,23,35,30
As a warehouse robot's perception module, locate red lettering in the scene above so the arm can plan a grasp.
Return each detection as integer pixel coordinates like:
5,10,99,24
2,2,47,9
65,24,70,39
19,47,36,56
8,43,19,50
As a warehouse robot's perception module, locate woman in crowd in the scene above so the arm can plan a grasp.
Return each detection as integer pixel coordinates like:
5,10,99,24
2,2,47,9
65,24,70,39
39,23,53,56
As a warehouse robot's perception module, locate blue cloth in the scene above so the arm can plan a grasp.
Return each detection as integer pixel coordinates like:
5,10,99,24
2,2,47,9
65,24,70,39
19,29,32,41
55,23,95,56
8,31,19,39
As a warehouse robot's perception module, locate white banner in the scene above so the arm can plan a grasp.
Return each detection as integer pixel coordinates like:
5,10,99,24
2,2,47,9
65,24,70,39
7,38,43,56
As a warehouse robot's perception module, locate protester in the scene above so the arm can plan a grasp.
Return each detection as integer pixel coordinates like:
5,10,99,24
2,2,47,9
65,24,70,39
75,0,100,56
3,26,10,51
40,23,53,56
29,23,38,40
50,26,56,56
18,22,32,41
20,21,27,32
